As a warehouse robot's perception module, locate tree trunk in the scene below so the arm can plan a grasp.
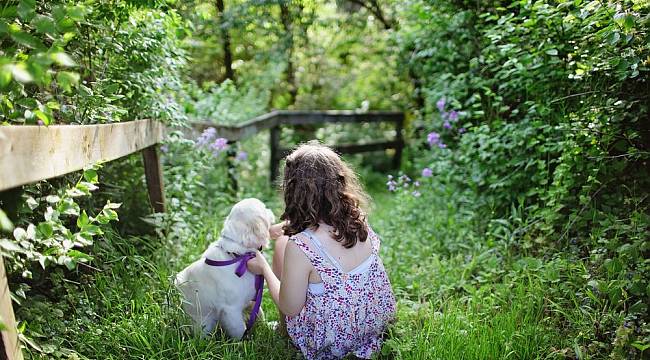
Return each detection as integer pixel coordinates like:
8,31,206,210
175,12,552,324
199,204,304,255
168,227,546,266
216,0,234,81
280,1,297,106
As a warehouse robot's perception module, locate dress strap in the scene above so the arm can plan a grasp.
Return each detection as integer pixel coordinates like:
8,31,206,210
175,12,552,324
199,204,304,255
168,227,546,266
288,233,330,273
304,229,344,271
368,225,381,254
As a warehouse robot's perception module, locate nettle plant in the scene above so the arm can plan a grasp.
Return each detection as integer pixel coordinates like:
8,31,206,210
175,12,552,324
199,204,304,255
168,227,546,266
0,165,120,285
387,96,466,197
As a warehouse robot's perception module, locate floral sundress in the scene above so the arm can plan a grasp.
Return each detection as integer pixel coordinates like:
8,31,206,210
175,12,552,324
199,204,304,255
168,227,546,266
286,227,396,359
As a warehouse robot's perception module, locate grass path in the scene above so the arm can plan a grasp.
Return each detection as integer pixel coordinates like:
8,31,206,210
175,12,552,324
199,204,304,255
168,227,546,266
24,176,567,359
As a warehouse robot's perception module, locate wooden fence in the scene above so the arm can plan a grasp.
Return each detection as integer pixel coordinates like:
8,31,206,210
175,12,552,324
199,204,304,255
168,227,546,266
0,119,165,360
0,110,403,359
191,110,405,182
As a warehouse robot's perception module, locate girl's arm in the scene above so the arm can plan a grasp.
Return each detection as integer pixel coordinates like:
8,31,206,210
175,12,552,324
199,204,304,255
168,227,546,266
248,242,310,316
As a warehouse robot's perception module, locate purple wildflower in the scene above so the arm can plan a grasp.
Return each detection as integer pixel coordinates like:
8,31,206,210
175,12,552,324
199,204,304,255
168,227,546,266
427,132,440,146
449,110,459,122
414,181,420,187
399,174,411,183
160,144,169,153
459,127,466,134
436,98,446,112
412,190,421,197
197,127,217,147
37,120,44,126
386,180,397,192
210,137,229,154
235,151,248,161
438,142,447,149
443,120,452,129
422,168,433,177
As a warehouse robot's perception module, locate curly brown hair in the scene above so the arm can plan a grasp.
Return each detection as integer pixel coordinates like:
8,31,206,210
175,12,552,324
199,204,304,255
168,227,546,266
280,142,369,248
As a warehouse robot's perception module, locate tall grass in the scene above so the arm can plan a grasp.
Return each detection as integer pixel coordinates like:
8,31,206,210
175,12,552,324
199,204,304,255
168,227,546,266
23,169,596,359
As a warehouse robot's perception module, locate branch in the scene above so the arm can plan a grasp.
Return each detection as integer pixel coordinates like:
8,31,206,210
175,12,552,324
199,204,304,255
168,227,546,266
345,0,393,30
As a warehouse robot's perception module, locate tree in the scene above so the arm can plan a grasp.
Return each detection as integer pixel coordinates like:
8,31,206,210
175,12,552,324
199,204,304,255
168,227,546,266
216,0,234,81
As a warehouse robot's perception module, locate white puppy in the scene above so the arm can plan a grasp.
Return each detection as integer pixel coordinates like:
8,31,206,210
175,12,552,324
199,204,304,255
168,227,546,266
175,198,274,339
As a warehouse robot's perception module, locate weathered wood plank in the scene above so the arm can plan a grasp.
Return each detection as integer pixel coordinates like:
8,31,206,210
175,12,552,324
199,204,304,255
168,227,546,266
0,120,164,192
276,110,403,126
192,111,280,142
191,110,402,142
142,146,165,213
0,257,22,360
278,140,402,159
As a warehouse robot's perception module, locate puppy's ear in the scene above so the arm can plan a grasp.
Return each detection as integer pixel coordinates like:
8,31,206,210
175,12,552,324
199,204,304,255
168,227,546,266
236,216,269,250
250,216,270,249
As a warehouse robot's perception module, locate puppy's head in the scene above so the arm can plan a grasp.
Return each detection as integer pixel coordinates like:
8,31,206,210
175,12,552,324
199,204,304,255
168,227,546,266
222,198,274,251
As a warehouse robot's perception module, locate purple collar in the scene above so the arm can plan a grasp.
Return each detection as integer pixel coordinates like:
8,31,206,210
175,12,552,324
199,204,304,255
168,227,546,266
204,252,264,332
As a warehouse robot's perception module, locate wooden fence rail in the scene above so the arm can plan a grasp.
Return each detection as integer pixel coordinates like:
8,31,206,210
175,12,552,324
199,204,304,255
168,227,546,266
192,110,405,183
0,119,166,360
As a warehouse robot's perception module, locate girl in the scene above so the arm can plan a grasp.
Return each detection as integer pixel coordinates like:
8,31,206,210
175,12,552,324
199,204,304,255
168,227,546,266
246,142,396,359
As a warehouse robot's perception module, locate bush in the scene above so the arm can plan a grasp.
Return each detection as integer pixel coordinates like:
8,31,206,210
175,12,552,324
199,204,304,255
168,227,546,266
398,0,650,357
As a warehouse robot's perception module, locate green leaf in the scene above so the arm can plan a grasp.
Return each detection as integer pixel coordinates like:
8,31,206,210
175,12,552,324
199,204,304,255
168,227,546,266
631,341,650,351
25,196,38,210
83,169,98,183
0,209,13,232
57,198,79,216
17,0,35,21
0,239,22,252
46,101,60,110
51,52,76,67
77,210,89,228
62,256,76,270
9,29,45,49
0,6,18,19
68,250,92,261
77,181,98,193
13,227,26,241
80,224,101,236
623,15,634,32
66,5,87,22
37,222,53,238
545,48,558,56
11,63,33,83
45,195,60,203
32,15,57,34
33,109,52,125
105,202,121,209
0,65,11,88
56,71,79,92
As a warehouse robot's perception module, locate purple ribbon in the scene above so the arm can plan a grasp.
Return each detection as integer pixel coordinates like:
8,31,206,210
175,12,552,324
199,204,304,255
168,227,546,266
205,252,264,332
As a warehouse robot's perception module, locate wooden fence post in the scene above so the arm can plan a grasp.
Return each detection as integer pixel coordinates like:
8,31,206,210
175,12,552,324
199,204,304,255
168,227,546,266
142,146,165,213
393,113,404,170
269,126,281,185
226,146,238,193
0,257,22,360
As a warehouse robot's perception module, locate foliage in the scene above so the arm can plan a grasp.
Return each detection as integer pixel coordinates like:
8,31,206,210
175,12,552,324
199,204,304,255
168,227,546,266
0,0,188,125
189,80,269,125
0,165,120,300
398,0,650,357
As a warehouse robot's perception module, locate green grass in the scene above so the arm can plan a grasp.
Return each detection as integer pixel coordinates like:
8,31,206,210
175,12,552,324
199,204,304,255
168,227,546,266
21,173,587,359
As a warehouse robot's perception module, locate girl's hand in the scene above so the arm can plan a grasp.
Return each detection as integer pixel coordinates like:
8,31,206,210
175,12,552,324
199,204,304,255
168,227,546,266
269,222,285,240
247,251,269,275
